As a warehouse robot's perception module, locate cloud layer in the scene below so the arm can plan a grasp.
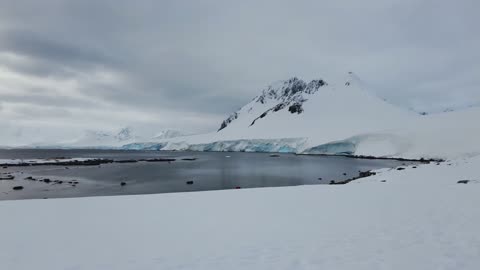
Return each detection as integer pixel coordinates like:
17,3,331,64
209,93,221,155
0,0,479,143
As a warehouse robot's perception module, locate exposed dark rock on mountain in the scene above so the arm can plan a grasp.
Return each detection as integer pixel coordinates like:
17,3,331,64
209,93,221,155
219,77,327,130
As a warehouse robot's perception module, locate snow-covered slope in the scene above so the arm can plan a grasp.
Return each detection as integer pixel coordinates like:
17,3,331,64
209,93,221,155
1,155,479,270
344,106,480,159
152,129,186,140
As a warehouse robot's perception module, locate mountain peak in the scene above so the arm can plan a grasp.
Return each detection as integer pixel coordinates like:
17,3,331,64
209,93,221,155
255,77,327,104
218,76,328,131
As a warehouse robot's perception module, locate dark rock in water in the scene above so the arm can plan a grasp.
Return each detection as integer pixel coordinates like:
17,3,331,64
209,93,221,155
71,184,76,187
381,180,387,182
235,186,241,189
43,179,51,183
318,177,322,180
181,158,197,161
65,167,69,169
145,158,176,162
343,173,347,176
12,186,24,191
457,180,470,184
269,154,280,157
2,166,7,169
120,182,127,186
115,160,138,164
412,166,417,169
186,181,194,185
25,176,34,180
329,180,336,184
396,167,405,171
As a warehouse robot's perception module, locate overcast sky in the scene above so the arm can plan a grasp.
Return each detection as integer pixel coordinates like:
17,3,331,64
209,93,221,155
0,0,479,143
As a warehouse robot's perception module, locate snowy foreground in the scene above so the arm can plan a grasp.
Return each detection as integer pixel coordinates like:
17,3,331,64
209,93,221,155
1,156,479,270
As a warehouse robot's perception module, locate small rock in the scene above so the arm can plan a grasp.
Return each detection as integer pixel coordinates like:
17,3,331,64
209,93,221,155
396,167,405,171
343,173,347,176
12,186,24,191
381,180,387,182
120,182,126,186
318,177,322,180
43,179,51,183
457,180,470,184
186,181,194,185
181,158,197,161
235,186,241,189
412,166,417,169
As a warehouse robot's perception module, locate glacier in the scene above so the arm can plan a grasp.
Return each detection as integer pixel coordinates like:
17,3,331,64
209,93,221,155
123,138,308,153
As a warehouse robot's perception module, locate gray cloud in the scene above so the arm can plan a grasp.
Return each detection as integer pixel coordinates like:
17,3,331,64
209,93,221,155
0,0,479,140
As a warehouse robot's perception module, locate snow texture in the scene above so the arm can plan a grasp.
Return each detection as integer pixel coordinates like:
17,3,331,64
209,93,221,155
0,156,479,270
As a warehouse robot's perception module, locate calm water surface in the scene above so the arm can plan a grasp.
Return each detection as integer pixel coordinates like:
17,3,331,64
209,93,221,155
0,149,414,200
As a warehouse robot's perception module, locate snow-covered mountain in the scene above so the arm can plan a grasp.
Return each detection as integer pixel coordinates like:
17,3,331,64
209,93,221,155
212,72,416,141
128,72,480,160
67,127,142,148
127,73,417,152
